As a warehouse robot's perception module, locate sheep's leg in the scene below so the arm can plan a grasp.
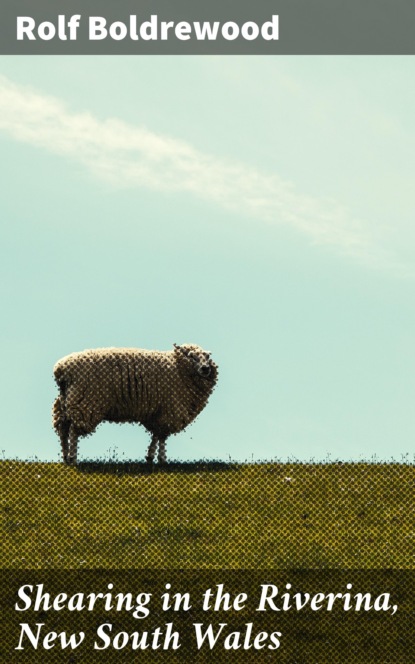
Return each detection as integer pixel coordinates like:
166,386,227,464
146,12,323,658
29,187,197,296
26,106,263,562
67,424,79,465
158,438,167,465
59,420,70,463
53,396,70,463
146,434,158,463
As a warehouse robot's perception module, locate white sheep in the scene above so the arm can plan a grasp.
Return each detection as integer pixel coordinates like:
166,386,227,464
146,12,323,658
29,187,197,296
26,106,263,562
52,343,218,465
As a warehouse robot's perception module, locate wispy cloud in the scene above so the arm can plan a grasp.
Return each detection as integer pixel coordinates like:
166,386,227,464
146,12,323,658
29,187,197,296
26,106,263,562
0,74,404,272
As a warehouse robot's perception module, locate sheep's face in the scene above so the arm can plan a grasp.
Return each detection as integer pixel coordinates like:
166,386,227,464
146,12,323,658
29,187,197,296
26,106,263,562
174,344,215,380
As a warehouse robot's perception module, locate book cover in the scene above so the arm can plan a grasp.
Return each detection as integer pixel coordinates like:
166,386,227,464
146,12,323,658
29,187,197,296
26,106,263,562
1,1,414,660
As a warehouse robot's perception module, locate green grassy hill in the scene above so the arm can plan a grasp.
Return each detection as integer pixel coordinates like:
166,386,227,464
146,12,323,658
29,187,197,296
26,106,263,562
1,460,414,568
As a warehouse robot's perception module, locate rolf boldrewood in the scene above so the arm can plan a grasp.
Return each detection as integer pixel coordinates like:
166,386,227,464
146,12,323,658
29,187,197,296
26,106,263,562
16,15,279,41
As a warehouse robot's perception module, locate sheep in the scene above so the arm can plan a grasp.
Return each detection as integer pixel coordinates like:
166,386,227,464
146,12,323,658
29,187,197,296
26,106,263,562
52,343,218,465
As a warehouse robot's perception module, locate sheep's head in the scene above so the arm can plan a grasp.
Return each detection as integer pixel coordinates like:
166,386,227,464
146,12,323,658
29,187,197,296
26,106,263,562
173,343,217,381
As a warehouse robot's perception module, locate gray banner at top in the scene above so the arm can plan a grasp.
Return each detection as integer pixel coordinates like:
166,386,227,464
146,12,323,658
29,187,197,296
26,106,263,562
1,0,414,55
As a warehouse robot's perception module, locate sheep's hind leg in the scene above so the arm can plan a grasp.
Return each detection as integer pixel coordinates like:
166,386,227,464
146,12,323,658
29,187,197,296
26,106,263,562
158,438,167,465
146,434,158,464
59,420,70,463
67,424,79,465
53,397,70,463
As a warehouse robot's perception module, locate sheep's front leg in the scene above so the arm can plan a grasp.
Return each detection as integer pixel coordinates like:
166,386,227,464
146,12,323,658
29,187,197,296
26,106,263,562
67,424,79,465
158,438,167,465
146,434,158,463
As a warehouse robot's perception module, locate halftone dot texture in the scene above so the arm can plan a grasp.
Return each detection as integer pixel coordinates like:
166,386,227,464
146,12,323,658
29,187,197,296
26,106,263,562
1,347,414,661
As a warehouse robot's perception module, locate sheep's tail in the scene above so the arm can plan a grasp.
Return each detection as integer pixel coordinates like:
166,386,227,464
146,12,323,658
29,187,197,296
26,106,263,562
53,362,68,394
52,362,69,432
53,395,66,430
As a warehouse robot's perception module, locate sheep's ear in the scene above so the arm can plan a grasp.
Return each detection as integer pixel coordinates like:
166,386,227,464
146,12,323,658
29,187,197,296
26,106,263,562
174,344,191,358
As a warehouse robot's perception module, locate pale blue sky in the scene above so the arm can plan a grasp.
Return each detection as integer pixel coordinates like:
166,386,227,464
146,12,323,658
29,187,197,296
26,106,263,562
0,56,414,463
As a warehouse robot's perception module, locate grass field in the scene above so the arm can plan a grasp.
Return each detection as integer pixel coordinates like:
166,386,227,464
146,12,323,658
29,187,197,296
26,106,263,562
1,460,414,569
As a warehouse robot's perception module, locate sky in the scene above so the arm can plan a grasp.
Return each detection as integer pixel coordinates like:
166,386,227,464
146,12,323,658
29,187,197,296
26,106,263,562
0,56,414,463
